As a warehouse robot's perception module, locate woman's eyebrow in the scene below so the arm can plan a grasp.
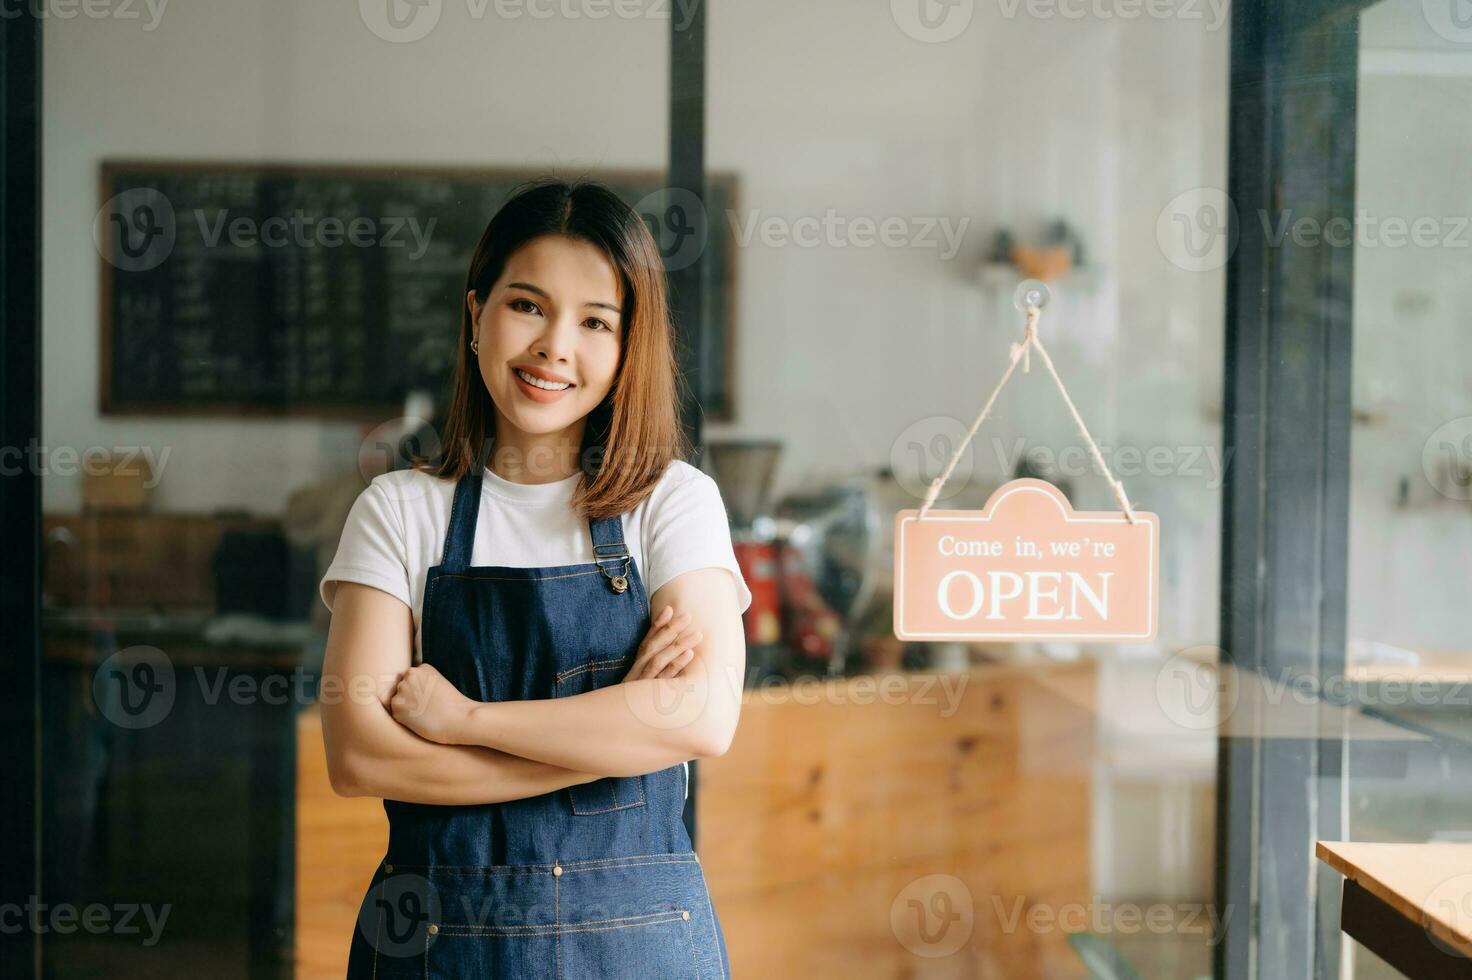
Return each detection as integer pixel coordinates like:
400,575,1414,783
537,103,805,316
506,281,620,316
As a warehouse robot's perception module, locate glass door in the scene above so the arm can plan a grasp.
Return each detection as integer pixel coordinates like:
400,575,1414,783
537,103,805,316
1337,0,1472,975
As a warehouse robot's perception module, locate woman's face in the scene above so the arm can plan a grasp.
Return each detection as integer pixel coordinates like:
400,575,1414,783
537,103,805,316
468,234,624,449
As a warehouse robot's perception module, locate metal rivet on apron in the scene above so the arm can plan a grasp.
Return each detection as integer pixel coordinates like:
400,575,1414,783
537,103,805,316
610,574,628,593
427,923,439,936
681,910,690,921
383,863,393,873
552,864,563,877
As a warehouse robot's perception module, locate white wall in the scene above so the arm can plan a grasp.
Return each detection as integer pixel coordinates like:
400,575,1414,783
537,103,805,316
1352,0,1472,652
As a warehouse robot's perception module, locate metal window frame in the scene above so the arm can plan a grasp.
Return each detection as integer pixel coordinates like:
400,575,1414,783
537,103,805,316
668,0,706,845
1217,0,1375,976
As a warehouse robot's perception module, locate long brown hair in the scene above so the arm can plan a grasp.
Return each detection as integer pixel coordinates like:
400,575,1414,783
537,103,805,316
415,178,690,519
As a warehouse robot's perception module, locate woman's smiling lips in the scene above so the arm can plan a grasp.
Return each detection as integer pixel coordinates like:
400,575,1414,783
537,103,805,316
511,364,576,403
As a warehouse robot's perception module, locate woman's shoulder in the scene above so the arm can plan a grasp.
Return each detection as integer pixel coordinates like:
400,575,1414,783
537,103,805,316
655,458,708,489
629,459,731,532
638,458,717,508
356,466,458,521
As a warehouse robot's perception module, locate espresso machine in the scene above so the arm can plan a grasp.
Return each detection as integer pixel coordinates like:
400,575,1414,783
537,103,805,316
702,440,787,685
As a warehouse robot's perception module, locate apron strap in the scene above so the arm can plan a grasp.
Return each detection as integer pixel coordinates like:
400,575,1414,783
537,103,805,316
441,471,483,570
589,514,632,587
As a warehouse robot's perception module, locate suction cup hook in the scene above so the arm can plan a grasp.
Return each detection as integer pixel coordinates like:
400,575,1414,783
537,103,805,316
1012,279,1051,312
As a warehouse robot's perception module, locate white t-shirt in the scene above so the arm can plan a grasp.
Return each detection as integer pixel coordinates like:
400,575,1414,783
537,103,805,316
320,458,753,659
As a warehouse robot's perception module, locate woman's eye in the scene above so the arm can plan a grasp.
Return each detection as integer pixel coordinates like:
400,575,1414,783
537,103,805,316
585,318,612,332
509,298,540,315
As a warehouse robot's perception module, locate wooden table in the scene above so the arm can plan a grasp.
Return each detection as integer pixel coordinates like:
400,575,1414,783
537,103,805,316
1317,840,1472,978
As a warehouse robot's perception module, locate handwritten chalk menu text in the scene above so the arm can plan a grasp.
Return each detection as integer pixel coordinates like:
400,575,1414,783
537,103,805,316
894,479,1159,641
97,161,736,416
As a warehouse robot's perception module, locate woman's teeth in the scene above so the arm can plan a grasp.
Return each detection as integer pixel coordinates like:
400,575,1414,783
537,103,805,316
515,368,572,391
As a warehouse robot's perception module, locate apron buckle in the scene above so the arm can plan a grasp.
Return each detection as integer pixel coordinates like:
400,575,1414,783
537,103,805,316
610,574,628,594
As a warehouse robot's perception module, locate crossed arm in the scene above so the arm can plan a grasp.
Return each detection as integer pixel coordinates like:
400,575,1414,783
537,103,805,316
319,567,745,804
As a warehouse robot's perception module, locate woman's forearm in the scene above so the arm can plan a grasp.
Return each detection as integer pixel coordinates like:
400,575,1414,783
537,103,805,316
455,666,737,777
327,703,599,805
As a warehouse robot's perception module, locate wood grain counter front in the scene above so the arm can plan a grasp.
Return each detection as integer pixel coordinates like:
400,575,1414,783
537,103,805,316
296,659,1096,979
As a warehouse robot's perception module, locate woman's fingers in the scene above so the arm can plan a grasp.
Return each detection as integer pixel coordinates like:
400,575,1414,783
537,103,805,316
636,612,692,659
622,608,697,682
626,624,700,681
641,630,703,679
655,647,697,679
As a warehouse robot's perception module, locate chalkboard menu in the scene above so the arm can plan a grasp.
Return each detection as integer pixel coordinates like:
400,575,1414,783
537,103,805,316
98,162,737,418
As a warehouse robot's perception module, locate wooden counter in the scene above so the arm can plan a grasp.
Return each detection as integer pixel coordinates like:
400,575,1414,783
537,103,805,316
296,660,1096,978
1318,840,1472,977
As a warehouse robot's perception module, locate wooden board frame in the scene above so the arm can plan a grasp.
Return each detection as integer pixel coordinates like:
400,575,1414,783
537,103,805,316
97,159,739,421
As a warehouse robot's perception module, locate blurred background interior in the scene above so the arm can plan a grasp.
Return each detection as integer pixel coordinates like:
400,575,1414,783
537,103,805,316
17,0,1472,977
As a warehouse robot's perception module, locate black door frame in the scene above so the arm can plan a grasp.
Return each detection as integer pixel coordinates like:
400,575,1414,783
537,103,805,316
1218,0,1375,976
668,0,707,845
0,6,43,979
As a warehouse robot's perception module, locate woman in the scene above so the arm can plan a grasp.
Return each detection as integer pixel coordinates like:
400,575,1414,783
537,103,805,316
318,179,750,978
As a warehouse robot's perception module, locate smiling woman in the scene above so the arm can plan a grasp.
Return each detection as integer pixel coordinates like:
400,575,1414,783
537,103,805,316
316,180,750,979
425,179,687,513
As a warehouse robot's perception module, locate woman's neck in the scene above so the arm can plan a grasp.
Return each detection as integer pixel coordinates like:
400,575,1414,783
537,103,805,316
486,418,586,485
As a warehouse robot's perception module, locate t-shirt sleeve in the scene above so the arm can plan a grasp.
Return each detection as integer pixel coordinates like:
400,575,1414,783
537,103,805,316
643,468,753,614
320,480,413,613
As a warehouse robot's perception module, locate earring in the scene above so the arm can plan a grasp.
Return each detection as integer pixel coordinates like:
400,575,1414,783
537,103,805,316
470,337,479,354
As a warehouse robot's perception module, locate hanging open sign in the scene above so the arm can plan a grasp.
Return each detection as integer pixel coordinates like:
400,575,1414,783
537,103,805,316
894,479,1158,642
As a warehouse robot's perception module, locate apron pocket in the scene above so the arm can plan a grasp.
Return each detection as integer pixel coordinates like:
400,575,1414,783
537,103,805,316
426,910,701,980
555,658,648,816
557,909,703,979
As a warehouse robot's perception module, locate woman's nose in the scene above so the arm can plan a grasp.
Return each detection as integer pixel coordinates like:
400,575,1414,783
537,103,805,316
531,316,577,361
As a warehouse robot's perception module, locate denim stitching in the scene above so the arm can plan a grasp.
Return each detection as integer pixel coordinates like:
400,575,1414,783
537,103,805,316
437,910,689,938
393,854,698,875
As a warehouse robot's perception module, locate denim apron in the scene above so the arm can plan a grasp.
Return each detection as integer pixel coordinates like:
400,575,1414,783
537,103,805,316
345,470,731,979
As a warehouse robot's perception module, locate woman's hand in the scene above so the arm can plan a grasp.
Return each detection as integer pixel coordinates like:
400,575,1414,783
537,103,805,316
622,604,704,682
390,662,476,745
